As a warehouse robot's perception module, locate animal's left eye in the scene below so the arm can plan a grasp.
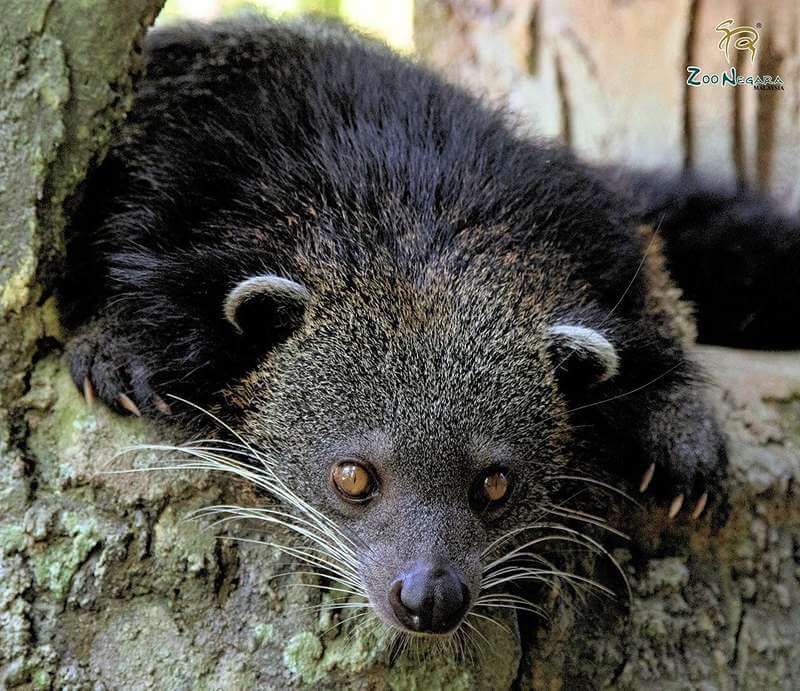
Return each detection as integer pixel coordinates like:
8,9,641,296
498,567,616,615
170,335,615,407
471,467,512,512
331,461,376,503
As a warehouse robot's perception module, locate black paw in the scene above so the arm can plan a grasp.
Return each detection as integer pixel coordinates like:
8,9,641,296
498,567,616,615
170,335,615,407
67,322,170,417
636,391,728,524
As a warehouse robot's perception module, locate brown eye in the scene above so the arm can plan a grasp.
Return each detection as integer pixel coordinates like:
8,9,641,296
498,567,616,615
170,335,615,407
471,467,512,512
483,471,509,502
331,461,375,502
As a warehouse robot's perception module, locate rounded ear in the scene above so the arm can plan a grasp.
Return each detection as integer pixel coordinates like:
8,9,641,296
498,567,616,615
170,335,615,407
224,274,309,343
546,324,619,386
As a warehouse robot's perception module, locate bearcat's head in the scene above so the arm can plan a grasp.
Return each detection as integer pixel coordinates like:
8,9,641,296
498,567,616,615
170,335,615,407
218,248,622,637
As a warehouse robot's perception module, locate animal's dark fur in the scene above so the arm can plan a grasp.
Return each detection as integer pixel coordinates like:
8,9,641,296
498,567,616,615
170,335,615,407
60,16,793,634
629,171,800,349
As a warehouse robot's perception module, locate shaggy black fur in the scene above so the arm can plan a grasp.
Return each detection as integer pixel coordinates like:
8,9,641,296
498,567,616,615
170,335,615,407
59,16,793,556
631,171,800,349
62,17,653,406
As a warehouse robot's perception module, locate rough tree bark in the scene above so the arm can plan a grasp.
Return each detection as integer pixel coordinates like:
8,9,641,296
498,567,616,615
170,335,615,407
1,1,798,689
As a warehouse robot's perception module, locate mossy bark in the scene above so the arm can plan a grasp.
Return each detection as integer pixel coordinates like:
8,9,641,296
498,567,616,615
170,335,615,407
1,2,799,689
0,1,165,686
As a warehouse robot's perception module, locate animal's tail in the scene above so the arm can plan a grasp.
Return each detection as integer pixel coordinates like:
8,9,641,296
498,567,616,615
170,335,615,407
628,172,800,350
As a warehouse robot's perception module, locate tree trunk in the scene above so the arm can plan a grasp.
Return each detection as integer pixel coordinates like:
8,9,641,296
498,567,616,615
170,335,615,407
1,2,799,689
415,0,800,212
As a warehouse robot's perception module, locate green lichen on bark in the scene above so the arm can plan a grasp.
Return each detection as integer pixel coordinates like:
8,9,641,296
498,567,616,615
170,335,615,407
284,632,325,684
0,1,164,686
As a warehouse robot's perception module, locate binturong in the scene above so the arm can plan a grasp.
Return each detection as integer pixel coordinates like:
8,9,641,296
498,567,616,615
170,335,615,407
60,16,800,639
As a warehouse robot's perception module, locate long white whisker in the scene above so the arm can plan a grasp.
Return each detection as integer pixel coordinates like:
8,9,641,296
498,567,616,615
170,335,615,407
463,613,499,645
548,476,639,507
286,583,368,599
322,610,373,636
481,566,615,599
114,445,363,555
480,519,555,557
473,601,548,619
565,362,683,416
164,395,264,459
552,222,661,376
483,530,602,573
298,601,373,614
221,535,358,585
209,522,359,583
196,506,355,560
192,505,359,569
104,405,382,635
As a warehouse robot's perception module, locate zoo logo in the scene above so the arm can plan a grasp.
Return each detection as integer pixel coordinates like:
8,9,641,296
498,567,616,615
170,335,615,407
686,18,784,91
715,19,758,64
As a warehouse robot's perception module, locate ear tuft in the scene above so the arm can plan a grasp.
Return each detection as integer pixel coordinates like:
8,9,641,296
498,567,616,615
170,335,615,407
224,274,309,341
546,324,619,385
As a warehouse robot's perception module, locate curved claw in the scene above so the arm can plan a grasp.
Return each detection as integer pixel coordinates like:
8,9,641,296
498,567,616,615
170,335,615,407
639,463,656,493
691,492,708,519
152,394,172,415
668,494,684,519
82,376,96,406
118,393,142,417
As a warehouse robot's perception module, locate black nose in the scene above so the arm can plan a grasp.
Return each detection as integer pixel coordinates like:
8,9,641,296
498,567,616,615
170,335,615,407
388,562,470,633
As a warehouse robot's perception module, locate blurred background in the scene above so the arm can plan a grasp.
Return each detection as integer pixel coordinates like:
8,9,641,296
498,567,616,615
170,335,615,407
159,0,414,50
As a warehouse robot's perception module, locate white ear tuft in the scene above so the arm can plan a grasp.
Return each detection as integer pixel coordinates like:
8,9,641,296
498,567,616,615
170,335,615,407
224,274,309,336
547,324,619,383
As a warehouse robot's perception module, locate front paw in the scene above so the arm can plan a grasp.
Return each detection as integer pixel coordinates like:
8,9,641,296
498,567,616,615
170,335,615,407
66,321,170,417
637,390,728,524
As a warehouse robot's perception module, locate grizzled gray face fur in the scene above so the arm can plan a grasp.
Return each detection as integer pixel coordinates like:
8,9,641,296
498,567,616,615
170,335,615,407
227,261,615,634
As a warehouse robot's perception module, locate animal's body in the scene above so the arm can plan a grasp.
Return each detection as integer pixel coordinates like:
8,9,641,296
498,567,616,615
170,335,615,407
61,17,798,636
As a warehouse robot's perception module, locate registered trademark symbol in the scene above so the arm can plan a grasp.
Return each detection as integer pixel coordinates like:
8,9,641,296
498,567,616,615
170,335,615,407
756,22,763,28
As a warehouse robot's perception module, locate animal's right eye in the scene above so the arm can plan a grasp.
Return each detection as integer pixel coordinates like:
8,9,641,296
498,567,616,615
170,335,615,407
470,466,512,513
330,461,377,503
